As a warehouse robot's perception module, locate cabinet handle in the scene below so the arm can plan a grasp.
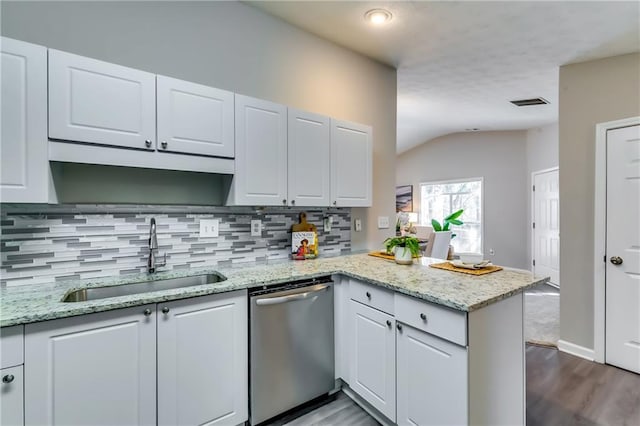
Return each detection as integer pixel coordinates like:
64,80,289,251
145,140,152,148
333,201,337,206
420,313,427,321
291,200,296,205
161,141,168,149
162,307,170,314
282,199,287,205
366,291,371,299
386,320,392,328
143,308,152,316
2,374,14,384
396,323,403,332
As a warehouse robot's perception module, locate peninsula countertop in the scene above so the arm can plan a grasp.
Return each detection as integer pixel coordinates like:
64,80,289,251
0,253,548,327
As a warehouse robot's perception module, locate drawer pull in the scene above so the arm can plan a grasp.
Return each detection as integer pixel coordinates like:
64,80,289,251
162,306,170,314
386,320,392,328
366,291,371,299
143,308,152,316
396,323,403,332
2,374,14,384
420,313,427,321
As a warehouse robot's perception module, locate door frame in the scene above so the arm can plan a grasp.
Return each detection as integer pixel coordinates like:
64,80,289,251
531,166,559,286
593,116,640,363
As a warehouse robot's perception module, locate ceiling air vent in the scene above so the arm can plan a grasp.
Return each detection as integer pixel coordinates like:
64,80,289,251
510,97,549,107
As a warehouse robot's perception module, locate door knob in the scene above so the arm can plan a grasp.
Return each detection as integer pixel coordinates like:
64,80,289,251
386,320,392,328
2,374,14,384
610,256,623,265
396,323,403,332
162,307,170,314
143,308,152,316
420,313,427,321
161,141,168,149
145,139,152,148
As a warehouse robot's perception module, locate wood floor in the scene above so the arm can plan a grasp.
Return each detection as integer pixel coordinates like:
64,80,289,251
268,345,640,426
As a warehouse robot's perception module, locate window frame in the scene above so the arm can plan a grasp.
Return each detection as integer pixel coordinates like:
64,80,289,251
419,177,484,254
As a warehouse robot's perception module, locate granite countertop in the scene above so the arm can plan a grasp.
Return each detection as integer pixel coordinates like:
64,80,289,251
0,253,548,327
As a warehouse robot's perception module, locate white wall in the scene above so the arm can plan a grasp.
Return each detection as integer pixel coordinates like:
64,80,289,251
1,1,397,251
525,123,559,269
558,52,640,350
396,131,528,269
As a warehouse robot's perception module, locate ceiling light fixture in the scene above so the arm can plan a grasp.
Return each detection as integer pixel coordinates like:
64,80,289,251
365,9,392,25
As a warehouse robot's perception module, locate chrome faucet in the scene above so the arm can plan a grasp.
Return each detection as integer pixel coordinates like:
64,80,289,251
147,217,166,273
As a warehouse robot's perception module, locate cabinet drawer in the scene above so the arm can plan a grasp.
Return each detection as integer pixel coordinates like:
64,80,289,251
1,325,24,368
395,293,467,346
349,279,394,315
1,365,24,426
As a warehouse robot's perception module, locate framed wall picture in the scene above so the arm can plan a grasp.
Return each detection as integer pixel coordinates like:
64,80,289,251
396,185,413,212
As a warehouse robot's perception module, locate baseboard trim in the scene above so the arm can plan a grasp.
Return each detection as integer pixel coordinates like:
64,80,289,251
558,340,595,361
342,386,394,426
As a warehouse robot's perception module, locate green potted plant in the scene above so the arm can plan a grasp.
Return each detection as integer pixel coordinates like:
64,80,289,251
383,235,421,265
430,209,464,260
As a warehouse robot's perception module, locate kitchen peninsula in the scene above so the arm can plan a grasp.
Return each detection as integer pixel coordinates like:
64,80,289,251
0,253,547,426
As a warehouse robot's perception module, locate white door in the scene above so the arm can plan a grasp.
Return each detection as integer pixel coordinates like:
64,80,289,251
606,124,640,374
331,119,372,207
349,300,395,421
397,324,468,426
1,366,24,426
156,75,234,158
0,37,48,203
157,291,248,426
48,49,156,151
288,108,331,207
24,305,157,426
230,95,287,205
532,168,560,285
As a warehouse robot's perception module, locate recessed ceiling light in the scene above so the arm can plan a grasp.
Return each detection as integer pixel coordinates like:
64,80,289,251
365,9,392,25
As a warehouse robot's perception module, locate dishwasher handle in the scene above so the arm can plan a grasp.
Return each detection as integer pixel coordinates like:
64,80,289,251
255,284,329,306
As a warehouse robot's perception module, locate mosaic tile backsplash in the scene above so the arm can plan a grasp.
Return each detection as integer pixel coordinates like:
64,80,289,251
0,205,351,287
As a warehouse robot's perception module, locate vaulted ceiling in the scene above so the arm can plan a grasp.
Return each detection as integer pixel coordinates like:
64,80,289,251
247,1,640,153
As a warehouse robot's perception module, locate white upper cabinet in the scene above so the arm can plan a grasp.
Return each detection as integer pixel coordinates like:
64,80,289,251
0,37,48,203
48,49,156,151
157,291,248,426
287,108,331,207
156,76,234,158
229,94,287,205
331,119,372,207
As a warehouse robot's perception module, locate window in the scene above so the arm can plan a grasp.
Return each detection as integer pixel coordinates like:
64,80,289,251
420,179,483,253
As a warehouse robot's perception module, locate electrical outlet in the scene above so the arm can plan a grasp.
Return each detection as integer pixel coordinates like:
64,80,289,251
199,219,219,238
377,216,390,229
354,219,362,232
251,219,262,237
323,216,332,232
489,248,495,256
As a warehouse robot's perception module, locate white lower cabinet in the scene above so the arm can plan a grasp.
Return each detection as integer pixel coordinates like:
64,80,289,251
24,290,248,426
1,365,24,426
24,304,158,426
157,292,247,426
396,324,468,426
349,300,396,421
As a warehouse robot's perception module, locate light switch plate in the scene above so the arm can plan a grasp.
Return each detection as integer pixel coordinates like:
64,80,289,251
377,216,390,229
199,219,219,238
251,219,262,237
354,219,362,232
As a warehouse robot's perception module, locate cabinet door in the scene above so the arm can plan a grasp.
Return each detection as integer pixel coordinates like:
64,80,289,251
0,37,48,203
397,324,468,426
25,305,157,426
157,290,248,426
287,108,331,206
349,300,395,421
1,366,24,426
157,75,234,158
331,119,372,207
48,49,156,151
231,95,287,205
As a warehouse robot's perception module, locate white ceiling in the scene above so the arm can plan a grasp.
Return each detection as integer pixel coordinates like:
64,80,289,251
247,1,640,153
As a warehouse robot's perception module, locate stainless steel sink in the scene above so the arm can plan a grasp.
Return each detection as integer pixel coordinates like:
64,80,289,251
62,273,226,302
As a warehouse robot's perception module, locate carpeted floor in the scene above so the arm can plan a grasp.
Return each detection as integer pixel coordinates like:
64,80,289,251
524,282,560,346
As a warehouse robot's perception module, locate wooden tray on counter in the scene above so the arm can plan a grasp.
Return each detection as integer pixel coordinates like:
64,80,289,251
429,261,503,275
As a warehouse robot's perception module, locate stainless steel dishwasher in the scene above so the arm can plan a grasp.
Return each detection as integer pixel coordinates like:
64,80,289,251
249,277,335,425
